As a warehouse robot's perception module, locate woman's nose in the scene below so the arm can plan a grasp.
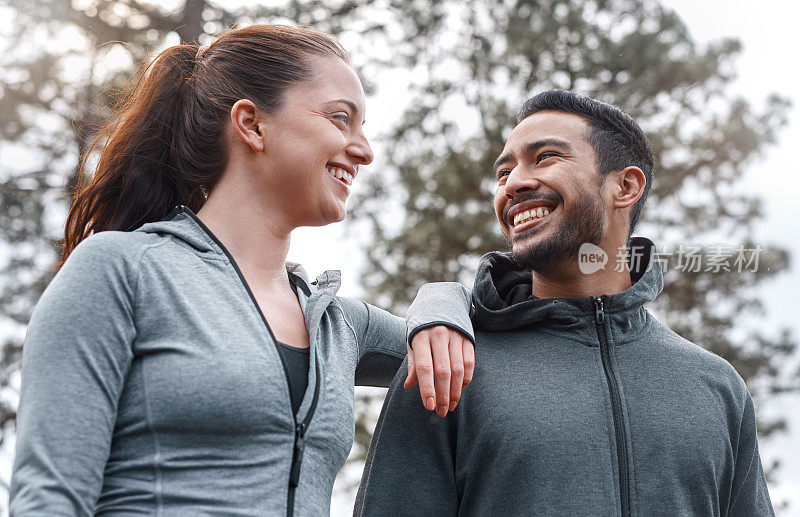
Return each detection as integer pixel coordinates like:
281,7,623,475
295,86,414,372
347,131,374,166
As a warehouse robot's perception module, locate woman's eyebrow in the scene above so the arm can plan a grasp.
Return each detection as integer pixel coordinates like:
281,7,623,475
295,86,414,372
325,99,358,113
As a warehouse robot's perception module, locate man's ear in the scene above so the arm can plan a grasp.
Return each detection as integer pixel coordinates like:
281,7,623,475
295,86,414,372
230,99,265,152
611,166,646,209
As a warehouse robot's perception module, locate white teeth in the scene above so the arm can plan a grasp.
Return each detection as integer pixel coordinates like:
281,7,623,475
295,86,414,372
513,206,552,227
326,166,354,186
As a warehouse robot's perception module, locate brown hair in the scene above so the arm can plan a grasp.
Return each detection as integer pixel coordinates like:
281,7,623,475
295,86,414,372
60,24,349,266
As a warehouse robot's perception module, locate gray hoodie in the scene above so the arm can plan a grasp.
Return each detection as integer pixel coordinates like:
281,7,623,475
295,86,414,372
10,206,474,516
355,237,773,517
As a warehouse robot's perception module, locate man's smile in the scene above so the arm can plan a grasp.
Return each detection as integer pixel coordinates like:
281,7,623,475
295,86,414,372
505,197,560,233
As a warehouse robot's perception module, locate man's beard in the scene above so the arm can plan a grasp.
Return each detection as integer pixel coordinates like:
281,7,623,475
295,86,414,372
509,194,606,272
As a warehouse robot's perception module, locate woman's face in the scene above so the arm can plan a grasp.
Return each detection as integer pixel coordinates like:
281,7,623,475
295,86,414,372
258,55,373,228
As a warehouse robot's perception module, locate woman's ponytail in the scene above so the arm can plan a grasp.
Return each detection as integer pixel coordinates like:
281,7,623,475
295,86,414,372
60,25,349,266
61,44,208,266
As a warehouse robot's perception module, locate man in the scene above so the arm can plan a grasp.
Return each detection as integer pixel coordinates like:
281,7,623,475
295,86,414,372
354,90,773,516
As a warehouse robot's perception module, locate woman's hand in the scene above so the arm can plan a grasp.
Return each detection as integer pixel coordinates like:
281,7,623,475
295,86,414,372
405,325,475,418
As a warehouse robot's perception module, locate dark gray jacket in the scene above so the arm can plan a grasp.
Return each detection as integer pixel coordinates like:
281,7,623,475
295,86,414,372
355,237,773,517
10,206,474,516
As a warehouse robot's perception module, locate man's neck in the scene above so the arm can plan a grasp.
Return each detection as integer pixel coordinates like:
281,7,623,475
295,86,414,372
530,260,632,300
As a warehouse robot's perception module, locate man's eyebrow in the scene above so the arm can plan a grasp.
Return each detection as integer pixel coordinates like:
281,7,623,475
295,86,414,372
492,138,574,174
325,98,366,125
493,153,513,173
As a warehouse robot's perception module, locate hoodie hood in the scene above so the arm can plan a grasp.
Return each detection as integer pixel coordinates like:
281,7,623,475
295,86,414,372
135,205,319,295
472,237,663,333
138,206,220,255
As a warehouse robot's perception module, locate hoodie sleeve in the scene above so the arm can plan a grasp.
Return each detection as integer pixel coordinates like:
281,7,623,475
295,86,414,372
354,359,459,517
339,282,474,387
726,394,775,516
10,233,138,516
406,282,474,348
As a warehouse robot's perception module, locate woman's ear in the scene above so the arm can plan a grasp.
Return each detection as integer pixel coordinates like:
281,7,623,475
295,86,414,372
612,166,646,209
230,99,265,152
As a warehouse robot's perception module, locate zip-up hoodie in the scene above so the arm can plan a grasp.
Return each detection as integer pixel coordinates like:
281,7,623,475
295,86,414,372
10,207,474,516
355,237,773,517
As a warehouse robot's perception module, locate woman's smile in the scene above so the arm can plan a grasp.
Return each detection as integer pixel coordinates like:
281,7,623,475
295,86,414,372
325,163,357,187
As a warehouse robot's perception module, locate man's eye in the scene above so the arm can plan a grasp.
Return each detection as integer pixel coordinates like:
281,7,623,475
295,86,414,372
497,169,511,179
536,152,557,163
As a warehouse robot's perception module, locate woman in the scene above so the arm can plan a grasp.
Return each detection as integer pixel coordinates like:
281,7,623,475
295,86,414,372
9,25,475,515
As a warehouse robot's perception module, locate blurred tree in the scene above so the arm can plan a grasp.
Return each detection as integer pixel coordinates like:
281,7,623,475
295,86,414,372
0,0,386,493
349,0,797,484
1,0,797,507
0,0,220,482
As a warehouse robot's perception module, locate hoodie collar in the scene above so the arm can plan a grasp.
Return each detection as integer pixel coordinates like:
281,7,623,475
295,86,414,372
135,205,335,296
472,237,663,332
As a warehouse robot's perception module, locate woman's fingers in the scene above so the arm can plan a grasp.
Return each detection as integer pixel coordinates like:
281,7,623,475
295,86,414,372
462,338,475,388
408,325,474,416
404,343,417,389
448,335,465,412
410,332,436,411
430,326,451,417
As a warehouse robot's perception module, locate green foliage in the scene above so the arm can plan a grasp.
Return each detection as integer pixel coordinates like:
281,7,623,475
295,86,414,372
353,1,798,424
346,4,798,495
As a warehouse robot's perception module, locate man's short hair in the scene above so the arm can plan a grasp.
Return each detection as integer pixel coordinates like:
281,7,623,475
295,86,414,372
518,90,655,236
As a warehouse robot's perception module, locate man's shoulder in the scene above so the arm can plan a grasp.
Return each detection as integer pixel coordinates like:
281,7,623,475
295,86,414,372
644,317,748,392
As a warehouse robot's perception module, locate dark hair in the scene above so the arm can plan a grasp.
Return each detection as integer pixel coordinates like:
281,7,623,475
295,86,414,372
517,89,654,236
61,24,349,266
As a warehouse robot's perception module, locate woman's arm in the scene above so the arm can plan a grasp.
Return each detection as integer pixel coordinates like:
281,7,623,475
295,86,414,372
10,233,138,515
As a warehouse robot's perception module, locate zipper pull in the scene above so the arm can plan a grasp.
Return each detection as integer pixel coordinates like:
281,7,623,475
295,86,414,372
594,296,604,324
289,423,307,488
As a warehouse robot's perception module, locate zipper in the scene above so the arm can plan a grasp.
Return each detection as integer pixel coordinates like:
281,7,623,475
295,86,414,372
287,359,320,516
178,207,321,517
594,296,631,517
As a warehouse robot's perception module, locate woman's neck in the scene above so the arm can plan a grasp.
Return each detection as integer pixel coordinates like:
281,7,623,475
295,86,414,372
196,178,292,288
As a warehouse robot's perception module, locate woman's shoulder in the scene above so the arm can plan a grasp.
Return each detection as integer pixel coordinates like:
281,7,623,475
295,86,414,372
33,231,159,322
61,230,163,281
72,230,160,258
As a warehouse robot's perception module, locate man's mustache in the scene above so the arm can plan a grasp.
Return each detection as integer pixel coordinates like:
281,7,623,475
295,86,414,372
503,192,563,224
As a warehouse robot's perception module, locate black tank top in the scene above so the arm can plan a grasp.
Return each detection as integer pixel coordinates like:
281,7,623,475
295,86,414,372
275,340,309,415
275,273,310,415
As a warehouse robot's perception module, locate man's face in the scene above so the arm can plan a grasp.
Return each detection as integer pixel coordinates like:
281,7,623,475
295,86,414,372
493,111,609,272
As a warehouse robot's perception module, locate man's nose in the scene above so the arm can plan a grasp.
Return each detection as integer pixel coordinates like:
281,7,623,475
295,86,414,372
504,167,541,199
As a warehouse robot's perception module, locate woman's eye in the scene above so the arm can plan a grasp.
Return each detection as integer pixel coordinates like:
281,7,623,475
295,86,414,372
332,113,351,125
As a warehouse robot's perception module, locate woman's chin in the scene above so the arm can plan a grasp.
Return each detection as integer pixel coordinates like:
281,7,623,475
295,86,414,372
302,206,347,227
328,202,348,223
